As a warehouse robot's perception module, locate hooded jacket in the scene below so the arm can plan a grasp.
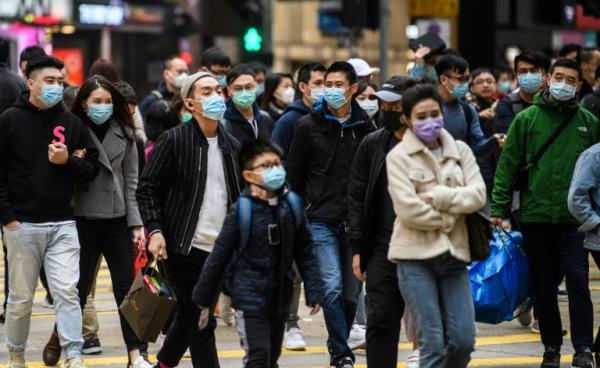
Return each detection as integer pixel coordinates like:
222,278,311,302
286,99,374,226
0,93,100,224
221,99,273,143
492,91,600,223
271,99,310,159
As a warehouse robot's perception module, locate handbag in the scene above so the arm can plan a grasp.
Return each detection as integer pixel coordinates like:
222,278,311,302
514,109,577,191
119,261,176,342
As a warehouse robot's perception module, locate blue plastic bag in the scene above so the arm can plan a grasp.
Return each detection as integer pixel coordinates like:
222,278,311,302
468,229,531,324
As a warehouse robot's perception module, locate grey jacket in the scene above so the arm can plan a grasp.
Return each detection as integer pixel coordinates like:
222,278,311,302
74,121,142,227
568,143,600,251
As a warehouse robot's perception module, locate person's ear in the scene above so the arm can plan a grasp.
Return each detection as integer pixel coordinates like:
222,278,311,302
199,66,209,73
185,98,196,112
349,83,359,96
298,82,308,95
27,79,35,91
242,169,261,185
576,81,583,93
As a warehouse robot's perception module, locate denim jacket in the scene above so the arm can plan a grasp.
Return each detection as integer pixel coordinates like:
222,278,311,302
568,143,600,251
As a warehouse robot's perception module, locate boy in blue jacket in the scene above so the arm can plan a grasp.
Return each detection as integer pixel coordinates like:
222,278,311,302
193,139,322,368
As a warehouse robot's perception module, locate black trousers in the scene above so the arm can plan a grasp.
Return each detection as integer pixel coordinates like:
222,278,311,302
76,217,141,351
236,311,286,368
521,223,593,349
157,248,219,368
590,251,600,352
365,242,405,368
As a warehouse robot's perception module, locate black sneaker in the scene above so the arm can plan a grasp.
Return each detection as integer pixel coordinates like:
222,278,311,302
0,312,5,324
573,346,594,368
335,356,354,368
82,336,102,355
541,345,560,368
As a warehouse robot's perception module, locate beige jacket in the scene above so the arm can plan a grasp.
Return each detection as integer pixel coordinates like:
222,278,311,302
386,129,486,263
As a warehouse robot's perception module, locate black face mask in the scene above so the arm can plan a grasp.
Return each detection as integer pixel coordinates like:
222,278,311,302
382,111,403,132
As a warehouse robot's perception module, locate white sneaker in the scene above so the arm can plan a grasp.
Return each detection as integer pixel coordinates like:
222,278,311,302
131,356,152,368
283,327,306,351
347,324,366,350
62,358,87,368
8,348,25,368
406,349,419,368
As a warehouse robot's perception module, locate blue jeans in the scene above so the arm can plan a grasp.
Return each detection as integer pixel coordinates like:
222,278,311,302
4,222,83,359
309,222,360,364
397,252,475,368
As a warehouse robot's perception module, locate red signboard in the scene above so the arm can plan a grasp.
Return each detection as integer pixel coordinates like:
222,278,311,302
576,4,600,30
53,48,84,86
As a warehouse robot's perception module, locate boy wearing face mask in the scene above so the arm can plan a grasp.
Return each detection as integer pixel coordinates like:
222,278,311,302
137,72,242,368
491,58,600,368
496,50,550,133
222,65,274,143
0,56,100,368
193,139,323,368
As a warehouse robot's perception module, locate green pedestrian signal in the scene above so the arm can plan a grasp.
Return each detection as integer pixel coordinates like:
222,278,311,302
243,27,262,52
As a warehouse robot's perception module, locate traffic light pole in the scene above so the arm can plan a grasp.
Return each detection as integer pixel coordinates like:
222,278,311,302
379,0,389,81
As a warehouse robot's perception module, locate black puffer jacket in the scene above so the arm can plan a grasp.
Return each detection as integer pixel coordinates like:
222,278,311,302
347,128,397,271
286,99,374,226
193,191,323,316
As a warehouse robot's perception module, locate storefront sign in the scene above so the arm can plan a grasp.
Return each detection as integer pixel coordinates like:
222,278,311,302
78,3,125,26
0,0,72,24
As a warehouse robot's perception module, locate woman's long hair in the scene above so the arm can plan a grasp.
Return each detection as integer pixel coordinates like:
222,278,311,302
72,75,135,142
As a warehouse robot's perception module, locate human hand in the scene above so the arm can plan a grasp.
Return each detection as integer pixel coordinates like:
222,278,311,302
73,149,86,159
131,226,145,245
490,217,503,226
414,46,432,62
309,303,321,316
48,143,69,165
352,254,365,282
479,108,495,120
4,221,21,230
198,307,209,330
494,134,506,148
418,191,433,204
148,231,167,260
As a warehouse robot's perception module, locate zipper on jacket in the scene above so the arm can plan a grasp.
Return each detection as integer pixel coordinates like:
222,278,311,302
351,129,356,140
180,146,203,251
341,128,344,138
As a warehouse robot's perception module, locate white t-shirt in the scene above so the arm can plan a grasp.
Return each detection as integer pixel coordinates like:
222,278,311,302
192,136,228,252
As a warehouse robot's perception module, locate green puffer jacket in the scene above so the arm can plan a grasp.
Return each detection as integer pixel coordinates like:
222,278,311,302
491,91,600,224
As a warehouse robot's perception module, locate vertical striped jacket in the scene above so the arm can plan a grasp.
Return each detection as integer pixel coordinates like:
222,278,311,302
136,119,242,255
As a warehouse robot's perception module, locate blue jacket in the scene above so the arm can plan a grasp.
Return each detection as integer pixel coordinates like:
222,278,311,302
271,99,310,159
442,99,497,156
568,143,600,251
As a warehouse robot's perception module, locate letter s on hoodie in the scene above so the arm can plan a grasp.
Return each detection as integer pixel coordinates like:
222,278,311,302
52,125,65,144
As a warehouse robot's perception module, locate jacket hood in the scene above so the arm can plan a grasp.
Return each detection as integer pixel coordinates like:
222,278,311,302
282,99,310,115
534,90,579,111
224,98,263,124
311,98,370,129
14,91,66,115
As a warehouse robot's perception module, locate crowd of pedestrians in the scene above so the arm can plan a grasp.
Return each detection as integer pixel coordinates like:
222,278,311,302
4,30,600,368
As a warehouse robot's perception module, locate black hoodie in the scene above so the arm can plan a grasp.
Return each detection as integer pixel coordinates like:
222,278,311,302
0,93,100,224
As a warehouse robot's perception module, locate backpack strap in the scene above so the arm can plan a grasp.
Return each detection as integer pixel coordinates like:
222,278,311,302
238,196,253,250
284,191,304,229
151,90,163,100
459,101,475,145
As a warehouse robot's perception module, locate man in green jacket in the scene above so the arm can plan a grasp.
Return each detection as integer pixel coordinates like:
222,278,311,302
491,58,599,368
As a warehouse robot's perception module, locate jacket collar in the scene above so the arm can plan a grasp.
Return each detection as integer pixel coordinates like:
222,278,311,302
311,99,370,129
224,98,262,124
402,128,460,161
88,120,125,170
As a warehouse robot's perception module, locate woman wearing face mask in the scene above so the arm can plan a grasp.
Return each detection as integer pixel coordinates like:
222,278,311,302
261,73,295,121
386,84,486,368
354,81,379,127
60,75,151,368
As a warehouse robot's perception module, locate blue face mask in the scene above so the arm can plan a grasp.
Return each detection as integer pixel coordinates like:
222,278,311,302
216,75,227,88
36,83,63,108
182,112,193,123
324,87,348,109
518,73,542,94
426,67,438,83
261,165,286,191
451,81,469,100
549,82,577,102
256,82,265,96
200,94,226,121
410,64,425,80
87,104,113,125
233,89,256,109
498,80,512,94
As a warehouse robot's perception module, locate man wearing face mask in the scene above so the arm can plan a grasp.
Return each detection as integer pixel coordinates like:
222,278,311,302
272,62,326,159
347,75,411,368
0,55,100,368
139,56,188,117
496,50,550,133
286,61,375,368
491,58,600,368
199,47,232,96
435,54,503,155
137,72,242,368
222,65,274,143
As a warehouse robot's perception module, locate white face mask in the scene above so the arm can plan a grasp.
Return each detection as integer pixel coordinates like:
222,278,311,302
280,87,295,105
357,99,379,118
173,72,188,89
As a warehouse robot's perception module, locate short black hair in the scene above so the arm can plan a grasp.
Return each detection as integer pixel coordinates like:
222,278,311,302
114,81,138,105
513,50,550,74
200,47,231,68
325,61,357,85
550,58,583,81
435,54,469,78
402,84,443,118
297,62,326,85
238,139,282,171
19,45,46,65
144,100,180,141
245,60,267,75
164,55,182,71
0,37,9,64
559,43,582,60
25,55,64,79
226,65,256,86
